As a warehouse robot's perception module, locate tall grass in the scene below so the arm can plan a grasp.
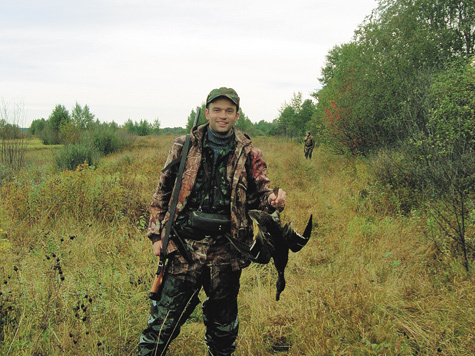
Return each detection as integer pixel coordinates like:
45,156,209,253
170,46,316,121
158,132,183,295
0,136,473,355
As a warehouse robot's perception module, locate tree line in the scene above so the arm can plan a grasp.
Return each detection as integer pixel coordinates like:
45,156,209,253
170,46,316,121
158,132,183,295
182,93,316,139
312,0,474,270
314,0,474,156
29,103,162,146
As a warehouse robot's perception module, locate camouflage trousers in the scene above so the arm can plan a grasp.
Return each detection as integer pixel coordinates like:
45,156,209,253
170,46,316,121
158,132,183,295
138,261,241,356
304,147,313,159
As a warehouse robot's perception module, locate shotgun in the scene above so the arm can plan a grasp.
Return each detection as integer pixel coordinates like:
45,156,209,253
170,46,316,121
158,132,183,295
149,107,201,300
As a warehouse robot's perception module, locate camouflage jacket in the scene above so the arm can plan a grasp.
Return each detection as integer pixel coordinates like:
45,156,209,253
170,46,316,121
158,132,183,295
304,135,315,151
148,123,275,265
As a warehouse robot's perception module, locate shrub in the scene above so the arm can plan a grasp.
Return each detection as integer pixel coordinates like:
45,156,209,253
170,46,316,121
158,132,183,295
37,128,60,145
55,143,99,171
408,61,475,270
81,126,131,156
369,148,424,215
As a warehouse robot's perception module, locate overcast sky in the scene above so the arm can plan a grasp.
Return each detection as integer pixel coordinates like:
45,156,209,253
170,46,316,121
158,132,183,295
1,0,378,128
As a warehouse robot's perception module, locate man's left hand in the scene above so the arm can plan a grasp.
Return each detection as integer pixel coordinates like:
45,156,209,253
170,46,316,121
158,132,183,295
269,188,287,209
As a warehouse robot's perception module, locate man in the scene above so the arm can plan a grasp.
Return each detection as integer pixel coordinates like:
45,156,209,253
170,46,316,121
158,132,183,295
138,87,286,356
304,131,315,159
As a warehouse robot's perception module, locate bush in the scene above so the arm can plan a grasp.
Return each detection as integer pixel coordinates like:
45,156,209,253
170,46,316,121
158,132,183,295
82,126,131,156
55,143,99,171
37,128,60,145
369,147,424,215
408,61,475,270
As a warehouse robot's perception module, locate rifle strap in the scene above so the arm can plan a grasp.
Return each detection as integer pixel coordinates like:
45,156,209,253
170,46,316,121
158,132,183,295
160,134,192,261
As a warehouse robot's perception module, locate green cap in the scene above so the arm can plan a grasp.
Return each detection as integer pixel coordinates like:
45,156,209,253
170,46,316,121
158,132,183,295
206,87,240,109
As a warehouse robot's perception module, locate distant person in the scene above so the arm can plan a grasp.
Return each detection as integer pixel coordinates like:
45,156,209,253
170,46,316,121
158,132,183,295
304,131,315,159
138,87,286,356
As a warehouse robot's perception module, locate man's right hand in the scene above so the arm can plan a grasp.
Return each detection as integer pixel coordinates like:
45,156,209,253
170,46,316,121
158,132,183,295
152,238,162,256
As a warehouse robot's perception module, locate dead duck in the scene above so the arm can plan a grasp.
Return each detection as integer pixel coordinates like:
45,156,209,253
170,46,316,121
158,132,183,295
248,209,313,301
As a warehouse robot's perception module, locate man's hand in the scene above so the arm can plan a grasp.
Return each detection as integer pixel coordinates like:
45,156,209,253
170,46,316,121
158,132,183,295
269,188,287,209
152,238,162,256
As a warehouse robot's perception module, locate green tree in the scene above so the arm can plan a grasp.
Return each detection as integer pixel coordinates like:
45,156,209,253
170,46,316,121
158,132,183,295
48,104,70,132
39,104,70,144
59,121,82,145
124,119,135,134
315,0,474,155
410,60,475,270
299,99,317,134
275,106,296,137
30,118,47,135
254,120,274,136
275,93,315,139
108,121,120,131
71,102,95,130
136,120,151,136
152,119,161,135
416,0,474,57
235,109,254,135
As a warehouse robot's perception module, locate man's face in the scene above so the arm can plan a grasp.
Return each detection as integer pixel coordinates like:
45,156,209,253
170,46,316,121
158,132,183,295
206,98,239,135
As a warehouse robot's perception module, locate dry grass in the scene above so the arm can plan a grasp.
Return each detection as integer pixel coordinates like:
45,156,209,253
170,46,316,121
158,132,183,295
0,135,474,355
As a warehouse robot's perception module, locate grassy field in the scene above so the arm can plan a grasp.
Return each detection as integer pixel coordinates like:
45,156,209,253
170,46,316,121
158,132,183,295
0,135,474,355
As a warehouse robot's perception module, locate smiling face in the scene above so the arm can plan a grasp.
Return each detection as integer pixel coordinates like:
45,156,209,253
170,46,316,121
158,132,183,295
205,97,239,135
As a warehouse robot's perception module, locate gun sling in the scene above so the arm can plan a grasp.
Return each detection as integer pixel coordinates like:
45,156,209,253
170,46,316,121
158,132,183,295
149,108,200,300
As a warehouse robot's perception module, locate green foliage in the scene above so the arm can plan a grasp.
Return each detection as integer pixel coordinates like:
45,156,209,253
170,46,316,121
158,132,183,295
274,105,296,136
33,103,130,148
368,148,424,215
253,120,274,136
59,120,82,145
0,121,23,140
407,60,475,270
54,143,99,171
33,104,71,145
82,124,130,156
124,119,159,136
37,127,60,145
135,120,151,136
48,104,70,137
424,61,475,155
235,109,255,135
54,123,133,171
71,102,95,130
29,103,135,169
161,126,187,135
29,118,47,135
315,0,475,156
273,93,316,138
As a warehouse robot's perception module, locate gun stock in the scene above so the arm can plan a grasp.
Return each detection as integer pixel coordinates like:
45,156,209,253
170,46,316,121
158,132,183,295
149,260,165,300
